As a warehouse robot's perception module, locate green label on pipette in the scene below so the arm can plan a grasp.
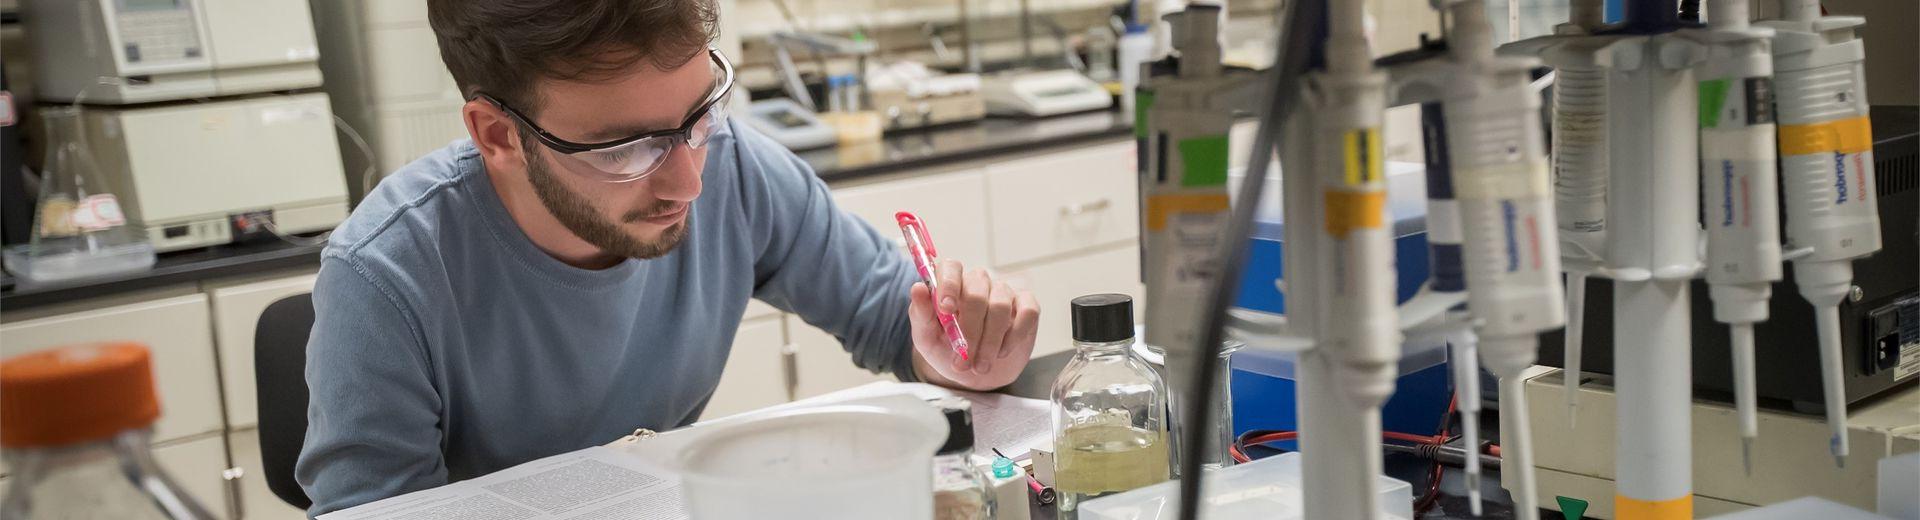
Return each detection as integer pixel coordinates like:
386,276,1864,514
1134,90,1155,139
1177,135,1229,187
1699,79,1730,129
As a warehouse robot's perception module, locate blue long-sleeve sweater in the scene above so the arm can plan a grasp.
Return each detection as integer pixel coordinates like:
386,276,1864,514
295,120,918,516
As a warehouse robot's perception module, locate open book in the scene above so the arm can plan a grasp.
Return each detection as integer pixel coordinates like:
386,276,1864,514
316,382,1052,520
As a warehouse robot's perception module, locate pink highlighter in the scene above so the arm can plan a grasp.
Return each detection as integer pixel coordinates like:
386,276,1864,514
896,212,970,361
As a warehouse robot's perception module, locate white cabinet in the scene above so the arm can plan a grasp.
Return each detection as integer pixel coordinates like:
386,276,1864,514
1003,244,1145,357
788,319,892,399
226,428,307,520
702,316,791,420
830,168,994,271
208,275,320,430
985,141,1139,267
0,295,223,444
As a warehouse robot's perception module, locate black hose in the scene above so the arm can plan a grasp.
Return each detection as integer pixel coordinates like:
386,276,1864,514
1171,0,1320,517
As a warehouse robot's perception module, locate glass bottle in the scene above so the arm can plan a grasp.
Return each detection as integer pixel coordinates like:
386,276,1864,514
931,397,993,520
1,342,217,520
2,107,155,285
1051,294,1170,519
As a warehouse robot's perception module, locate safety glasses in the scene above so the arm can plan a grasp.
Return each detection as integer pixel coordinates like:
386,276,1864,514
478,47,735,183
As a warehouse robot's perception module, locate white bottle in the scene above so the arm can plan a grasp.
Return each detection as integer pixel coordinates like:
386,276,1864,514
1117,24,1155,120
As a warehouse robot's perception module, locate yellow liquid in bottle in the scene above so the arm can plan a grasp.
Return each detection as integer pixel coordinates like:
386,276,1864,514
1054,424,1170,517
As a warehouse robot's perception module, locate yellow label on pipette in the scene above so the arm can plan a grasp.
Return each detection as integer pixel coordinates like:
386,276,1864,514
1343,128,1383,186
1779,116,1872,156
1323,190,1385,238
1615,494,1692,520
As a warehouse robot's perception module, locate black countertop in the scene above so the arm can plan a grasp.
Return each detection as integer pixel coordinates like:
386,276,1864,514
0,110,1135,313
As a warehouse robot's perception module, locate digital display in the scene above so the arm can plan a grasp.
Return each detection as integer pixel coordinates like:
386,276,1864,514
119,0,181,11
771,109,810,129
1036,87,1087,99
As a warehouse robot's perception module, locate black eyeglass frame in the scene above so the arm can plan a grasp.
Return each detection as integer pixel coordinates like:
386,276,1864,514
474,47,735,155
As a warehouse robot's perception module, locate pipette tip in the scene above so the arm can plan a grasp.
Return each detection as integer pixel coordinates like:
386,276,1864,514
1468,478,1483,516
1741,439,1752,476
1566,404,1577,430
1835,454,1846,469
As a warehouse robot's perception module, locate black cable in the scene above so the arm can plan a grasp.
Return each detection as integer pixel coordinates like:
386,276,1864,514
1172,0,1321,517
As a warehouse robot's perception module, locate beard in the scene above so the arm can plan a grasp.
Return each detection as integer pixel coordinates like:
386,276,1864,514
524,152,689,260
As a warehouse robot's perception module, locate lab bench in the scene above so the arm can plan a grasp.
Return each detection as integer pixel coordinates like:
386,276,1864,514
0,110,1159,519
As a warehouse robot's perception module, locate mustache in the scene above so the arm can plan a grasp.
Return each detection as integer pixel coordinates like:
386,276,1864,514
623,201,688,223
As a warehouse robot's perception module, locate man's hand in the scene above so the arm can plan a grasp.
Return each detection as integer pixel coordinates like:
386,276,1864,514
909,259,1040,391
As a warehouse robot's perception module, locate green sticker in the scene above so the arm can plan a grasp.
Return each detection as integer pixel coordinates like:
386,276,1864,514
1557,496,1591,519
1134,90,1156,140
1699,79,1730,129
1177,135,1229,188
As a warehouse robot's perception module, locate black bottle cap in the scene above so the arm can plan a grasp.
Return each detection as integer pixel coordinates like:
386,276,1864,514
932,397,975,455
1071,293,1135,343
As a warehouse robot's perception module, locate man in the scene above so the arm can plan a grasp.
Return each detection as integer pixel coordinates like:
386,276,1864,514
295,0,1041,514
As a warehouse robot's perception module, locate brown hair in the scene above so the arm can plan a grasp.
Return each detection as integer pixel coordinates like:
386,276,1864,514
428,0,718,117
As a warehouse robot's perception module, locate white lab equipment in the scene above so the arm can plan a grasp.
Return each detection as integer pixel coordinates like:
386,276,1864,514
744,98,838,151
671,402,947,520
1542,0,1610,428
1759,0,1883,468
22,0,323,104
981,69,1114,118
310,0,471,194
1076,452,1413,520
74,94,351,252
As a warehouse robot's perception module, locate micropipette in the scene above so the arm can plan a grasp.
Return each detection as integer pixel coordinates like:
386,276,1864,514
1759,0,1882,467
1697,0,1784,475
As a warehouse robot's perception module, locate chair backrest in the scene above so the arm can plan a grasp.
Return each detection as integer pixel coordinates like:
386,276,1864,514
254,293,315,511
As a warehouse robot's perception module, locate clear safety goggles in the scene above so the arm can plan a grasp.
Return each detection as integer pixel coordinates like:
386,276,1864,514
478,47,735,183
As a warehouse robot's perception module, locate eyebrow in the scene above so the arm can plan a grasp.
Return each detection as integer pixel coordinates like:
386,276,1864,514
574,61,725,143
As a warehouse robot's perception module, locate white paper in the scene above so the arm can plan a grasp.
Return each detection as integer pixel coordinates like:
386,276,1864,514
728,381,1054,459
317,446,686,520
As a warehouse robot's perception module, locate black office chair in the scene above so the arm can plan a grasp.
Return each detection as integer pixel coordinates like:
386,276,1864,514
255,293,315,510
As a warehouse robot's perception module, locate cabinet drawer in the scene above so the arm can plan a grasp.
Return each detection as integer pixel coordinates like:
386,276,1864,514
831,169,993,271
1002,245,1145,357
703,316,790,420
985,141,1139,267
788,318,891,399
209,275,319,430
0,294,223,443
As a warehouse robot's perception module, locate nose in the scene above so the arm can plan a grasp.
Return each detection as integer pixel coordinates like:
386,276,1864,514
646,142,704,202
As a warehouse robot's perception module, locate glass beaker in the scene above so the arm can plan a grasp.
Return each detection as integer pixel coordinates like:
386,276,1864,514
3,107,154,285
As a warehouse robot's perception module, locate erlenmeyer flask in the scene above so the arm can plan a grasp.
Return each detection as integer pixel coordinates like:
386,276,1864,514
2,107,154,284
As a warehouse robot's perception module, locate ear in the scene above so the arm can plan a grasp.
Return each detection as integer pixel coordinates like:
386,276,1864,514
463,98,529,177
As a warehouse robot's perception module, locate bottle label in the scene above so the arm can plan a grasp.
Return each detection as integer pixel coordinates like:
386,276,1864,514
71,194,128,232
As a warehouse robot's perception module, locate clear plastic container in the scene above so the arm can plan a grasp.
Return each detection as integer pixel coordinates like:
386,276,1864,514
1076,452,1413,520
1052,294,1171,519
1137,340,1243,474
672,402,947,520
2,107,154,286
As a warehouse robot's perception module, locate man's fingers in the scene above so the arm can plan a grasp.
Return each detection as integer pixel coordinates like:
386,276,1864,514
1003,291,1041,360
973,282,1016,374
937,259,965,314
961,268,992,343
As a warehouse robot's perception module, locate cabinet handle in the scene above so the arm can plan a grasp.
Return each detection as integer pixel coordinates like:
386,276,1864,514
1058,198,1111,217
223,466,246,519
780,344,800,402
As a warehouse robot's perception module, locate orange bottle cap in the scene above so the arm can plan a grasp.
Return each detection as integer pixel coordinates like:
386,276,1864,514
1,342,161,448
